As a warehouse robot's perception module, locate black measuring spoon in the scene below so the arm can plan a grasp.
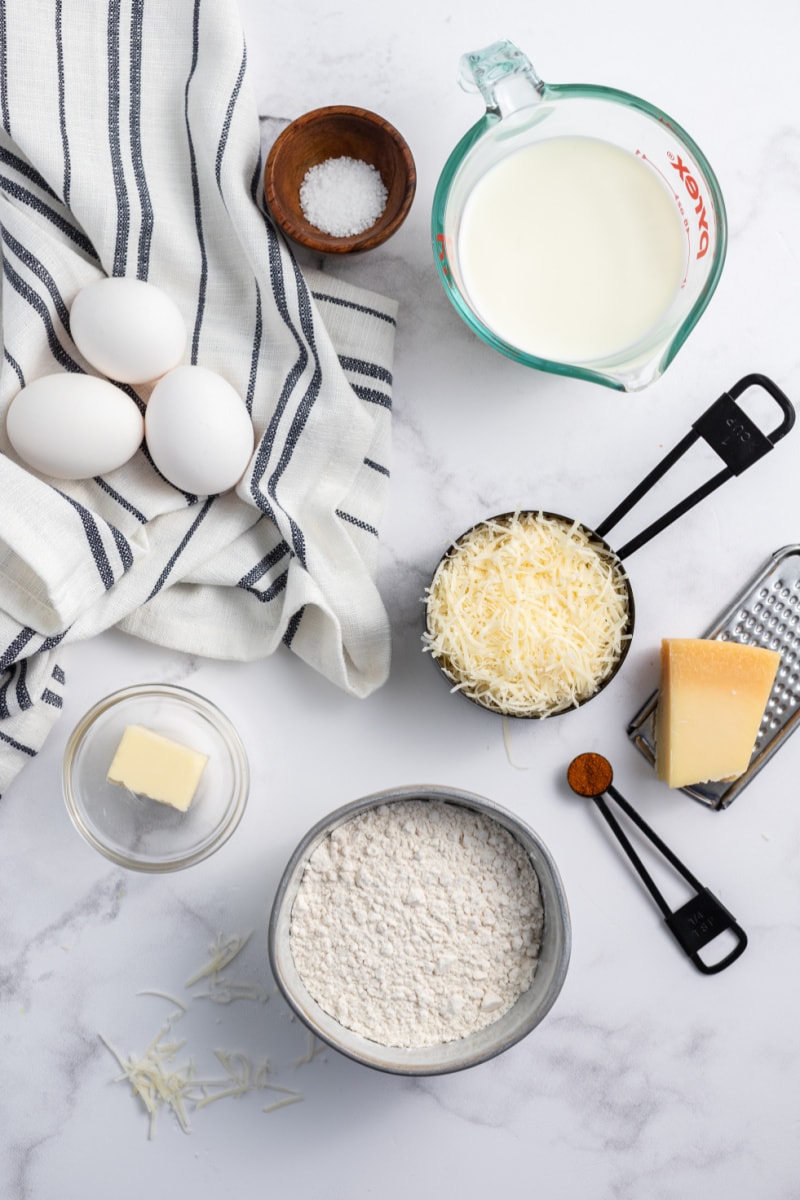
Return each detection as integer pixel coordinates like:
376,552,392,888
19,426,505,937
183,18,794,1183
566,752,747,974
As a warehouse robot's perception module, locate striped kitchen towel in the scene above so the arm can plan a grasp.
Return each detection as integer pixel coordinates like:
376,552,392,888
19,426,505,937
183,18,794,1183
0,0,398,793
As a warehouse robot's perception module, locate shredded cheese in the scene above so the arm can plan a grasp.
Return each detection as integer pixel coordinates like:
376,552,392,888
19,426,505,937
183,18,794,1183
263,1095,304,1114
137,988,188,1012
184,930,267,1003
502,715,527,770
423,511,631,717
292,1032,325,1067
99,1018,285,1137
99,1015,196,1139
99,932,311,1137
184,932,253,987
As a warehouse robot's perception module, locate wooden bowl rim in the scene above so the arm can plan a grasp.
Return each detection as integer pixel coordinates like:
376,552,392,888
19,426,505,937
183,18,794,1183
264,105,416,254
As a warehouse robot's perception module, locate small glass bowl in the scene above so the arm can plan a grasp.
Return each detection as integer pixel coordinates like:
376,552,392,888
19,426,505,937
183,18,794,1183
63,684,249,872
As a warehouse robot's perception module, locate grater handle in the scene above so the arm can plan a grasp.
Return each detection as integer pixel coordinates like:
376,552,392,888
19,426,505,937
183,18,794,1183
595,375,795,559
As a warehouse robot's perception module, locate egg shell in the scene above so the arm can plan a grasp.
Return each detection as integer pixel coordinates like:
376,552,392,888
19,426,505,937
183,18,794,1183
144,365,254,495
5,373,145,480
70,277,187,384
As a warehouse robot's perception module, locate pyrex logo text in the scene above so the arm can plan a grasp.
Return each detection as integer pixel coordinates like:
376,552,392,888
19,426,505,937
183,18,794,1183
671,155,709,260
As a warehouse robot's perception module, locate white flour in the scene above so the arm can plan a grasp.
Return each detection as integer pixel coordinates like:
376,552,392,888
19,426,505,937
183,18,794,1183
289,800,543,1048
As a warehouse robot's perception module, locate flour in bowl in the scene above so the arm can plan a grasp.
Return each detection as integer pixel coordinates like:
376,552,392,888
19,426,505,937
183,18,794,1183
289,800,543,1048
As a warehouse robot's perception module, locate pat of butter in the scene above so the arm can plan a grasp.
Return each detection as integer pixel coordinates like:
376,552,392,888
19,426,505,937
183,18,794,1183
107,724,208,811
655,638,781,789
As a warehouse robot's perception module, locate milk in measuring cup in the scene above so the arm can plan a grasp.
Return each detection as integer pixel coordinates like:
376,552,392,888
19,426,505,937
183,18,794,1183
457,136,687,364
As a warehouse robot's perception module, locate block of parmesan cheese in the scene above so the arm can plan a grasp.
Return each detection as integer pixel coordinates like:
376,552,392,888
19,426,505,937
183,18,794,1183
107,724,208,811
655,638,781,788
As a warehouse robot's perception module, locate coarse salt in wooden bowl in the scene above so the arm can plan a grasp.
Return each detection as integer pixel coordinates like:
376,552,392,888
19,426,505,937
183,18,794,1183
264,105,416,254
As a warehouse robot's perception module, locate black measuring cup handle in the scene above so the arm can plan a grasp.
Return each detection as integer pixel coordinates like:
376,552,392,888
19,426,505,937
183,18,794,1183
595,374,795,560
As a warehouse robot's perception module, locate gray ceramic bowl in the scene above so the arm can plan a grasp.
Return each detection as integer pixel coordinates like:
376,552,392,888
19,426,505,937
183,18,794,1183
268,784,571,1075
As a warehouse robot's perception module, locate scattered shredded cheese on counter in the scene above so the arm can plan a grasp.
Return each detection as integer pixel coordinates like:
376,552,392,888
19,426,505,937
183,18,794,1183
99,931,309,1138
99,1019,299,1137
184,931,253,987
293,1032,325,1067
423,510,631,717
184,931,268,1004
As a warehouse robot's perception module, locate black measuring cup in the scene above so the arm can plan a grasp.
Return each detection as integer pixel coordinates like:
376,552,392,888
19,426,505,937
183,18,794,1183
425,374,795,717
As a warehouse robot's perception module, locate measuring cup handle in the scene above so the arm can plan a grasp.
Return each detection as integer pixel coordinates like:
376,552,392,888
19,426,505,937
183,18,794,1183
728,373,795,443
597,374,795,560
692,373,795,475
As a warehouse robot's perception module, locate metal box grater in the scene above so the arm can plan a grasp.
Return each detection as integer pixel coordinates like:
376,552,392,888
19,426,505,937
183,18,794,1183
627,545,800,809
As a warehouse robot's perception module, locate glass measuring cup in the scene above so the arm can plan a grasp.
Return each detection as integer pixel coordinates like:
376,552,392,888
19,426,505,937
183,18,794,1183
432,40,727,392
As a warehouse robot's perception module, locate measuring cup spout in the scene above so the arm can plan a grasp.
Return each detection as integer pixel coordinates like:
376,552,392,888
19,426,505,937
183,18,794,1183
459,40,544,118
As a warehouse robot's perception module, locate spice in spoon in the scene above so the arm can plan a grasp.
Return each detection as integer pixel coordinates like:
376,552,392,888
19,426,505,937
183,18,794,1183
565,752,748,974
566,751,614,797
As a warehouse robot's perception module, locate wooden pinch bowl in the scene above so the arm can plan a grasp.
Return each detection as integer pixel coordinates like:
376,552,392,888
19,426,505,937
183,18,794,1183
264,105,416,254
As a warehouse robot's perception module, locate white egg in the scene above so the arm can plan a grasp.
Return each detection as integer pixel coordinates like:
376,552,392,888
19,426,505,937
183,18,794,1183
144,365,254,495
5,373,144,480
70,277,187,384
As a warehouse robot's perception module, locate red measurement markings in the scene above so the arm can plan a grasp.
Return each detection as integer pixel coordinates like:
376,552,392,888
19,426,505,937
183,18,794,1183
436,232,449,275
637,149,690,286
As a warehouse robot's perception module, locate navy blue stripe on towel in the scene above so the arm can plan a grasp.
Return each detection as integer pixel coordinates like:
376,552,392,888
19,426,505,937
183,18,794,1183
0,174,97,258
239,569,288,604
185,0,208,362
4,348,24,387
146,496,216,600
93,478,148,525
282,606,304,648
0,144,61,201
55,0,71,204
245,282,263,415
311,290,397,327
0,2,10,133
336,509,379,538
57,492,120,591
107,0,129,275
215,42,247,193
352,383,392,410
0,728,36,758
1,250,81,371
15,658,31,710
339,356,393,386
129,0,153,280
237,539,290,589
1,224,72,330
0,629,36,673
247,224,312,563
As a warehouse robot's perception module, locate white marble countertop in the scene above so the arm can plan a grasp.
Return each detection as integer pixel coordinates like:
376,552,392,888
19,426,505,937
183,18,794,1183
3,1,800,1197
